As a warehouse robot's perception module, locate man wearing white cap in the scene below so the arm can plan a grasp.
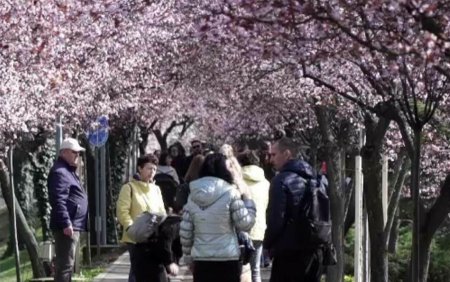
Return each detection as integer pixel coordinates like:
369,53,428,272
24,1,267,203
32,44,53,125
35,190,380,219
48,138,88,282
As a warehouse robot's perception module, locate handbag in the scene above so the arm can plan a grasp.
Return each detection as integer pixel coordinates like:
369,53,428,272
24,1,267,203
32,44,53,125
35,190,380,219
237,231,256,265
127,212,166,243
126,183,166,243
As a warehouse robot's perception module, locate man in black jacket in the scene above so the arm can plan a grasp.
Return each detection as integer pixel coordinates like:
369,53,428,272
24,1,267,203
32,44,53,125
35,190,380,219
263,138,323,282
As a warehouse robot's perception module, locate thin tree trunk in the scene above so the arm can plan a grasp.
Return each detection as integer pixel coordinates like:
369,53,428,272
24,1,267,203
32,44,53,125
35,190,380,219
0,159,46,278
153,129,168,152
411,174,450,282
388,212,399,253
385,151,409,248
325,149,345,282
314,106,346,282
344,182,355,236
409,129,424,282
361,115,391,282
362,155,388,282
138,128,149,155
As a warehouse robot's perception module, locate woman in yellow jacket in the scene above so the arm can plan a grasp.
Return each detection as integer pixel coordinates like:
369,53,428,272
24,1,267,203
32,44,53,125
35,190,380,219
238,151,270,282
116,154,177,282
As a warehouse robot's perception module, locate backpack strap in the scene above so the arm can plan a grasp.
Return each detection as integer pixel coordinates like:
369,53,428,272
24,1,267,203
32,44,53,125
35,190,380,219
129,183,133,198
128,182,153,212
128,183,133,210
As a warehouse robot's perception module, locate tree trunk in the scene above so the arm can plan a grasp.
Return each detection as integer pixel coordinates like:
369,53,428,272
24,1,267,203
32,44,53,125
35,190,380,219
344,182,355,236
406,174,450,282
385,151,409,252
138,127,149,155
0,159,46,278
153,129,168,152
324,147,346,282
408,129,424,282
361,115,391,282
388,213,399,253
314,106,346,282
362,153,388,282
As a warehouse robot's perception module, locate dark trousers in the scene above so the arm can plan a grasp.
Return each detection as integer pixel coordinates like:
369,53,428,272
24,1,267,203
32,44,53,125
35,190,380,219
127,243,168,282
172,237,182,264
193,260,241,282
127,243,136,282
270,250,323,282
53,230,80,282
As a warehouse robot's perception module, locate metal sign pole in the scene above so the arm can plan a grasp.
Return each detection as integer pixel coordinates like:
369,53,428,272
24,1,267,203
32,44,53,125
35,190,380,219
354,152,363,282
382,155,388,226
55,115,63,154
88,116,109,254
95,147,101,257
100,145,107,245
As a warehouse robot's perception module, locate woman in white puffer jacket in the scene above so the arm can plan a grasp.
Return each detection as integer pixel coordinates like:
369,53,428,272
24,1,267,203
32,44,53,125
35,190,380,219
179,153,256,282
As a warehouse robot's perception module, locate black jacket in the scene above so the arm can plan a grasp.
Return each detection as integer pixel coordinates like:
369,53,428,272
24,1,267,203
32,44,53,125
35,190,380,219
263,159,315,256
137,215,181,266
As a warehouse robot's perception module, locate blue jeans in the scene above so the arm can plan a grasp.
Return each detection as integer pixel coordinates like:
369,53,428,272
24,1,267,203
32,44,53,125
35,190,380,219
250,240,263,282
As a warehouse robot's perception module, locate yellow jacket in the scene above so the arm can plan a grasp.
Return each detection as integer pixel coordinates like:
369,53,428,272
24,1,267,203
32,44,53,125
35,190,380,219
116,179,166,243
242,165,270,241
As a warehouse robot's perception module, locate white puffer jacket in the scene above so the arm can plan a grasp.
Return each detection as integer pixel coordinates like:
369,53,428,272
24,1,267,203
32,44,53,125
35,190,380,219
179,176,255,262
242,165,270,241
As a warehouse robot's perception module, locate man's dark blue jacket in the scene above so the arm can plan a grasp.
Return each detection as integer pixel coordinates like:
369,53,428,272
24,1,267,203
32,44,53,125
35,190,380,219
263,159,314,256
48,158,88,231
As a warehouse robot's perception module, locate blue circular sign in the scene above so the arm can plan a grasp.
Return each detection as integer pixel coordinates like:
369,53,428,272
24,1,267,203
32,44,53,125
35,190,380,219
88,116,109,147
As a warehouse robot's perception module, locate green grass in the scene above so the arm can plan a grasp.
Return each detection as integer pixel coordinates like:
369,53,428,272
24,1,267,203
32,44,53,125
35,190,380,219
0,246,105,281
78,266,105,280
0,245,34,282
0,237,106,282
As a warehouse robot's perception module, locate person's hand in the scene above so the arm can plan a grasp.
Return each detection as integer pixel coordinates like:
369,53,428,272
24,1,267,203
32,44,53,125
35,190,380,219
235,179,250,196
241,192,250,201
166,263,179,276
63,225,74,237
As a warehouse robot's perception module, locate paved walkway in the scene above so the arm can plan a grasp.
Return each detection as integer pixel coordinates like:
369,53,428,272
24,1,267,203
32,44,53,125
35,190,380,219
93,252,272,282
93,252,193,282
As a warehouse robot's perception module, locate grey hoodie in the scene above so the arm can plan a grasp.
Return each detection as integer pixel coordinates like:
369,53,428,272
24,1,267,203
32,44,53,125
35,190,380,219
179,176,255,262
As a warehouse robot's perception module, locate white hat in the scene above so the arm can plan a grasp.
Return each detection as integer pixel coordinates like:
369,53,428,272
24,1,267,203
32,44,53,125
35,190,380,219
60,138,85,152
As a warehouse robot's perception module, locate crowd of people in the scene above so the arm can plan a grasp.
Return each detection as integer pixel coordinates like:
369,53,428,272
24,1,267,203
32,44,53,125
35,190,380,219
48,136,327,282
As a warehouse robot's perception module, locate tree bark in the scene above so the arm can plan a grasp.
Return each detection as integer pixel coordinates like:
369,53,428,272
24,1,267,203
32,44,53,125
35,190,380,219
153,129,168,152
409,129,423,282
388,213,399,253
361,115,391,282
0,159,46,278
405,174,450,282
138,127,149,155
314,106,346,282
385,151,409,247
344,181,355,236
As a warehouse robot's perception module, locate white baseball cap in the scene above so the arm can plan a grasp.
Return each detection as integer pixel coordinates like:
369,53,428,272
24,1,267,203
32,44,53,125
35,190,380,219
59,138,86,152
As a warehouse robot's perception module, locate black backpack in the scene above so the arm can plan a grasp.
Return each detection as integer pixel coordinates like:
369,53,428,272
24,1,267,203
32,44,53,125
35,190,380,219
174,183,190,214
298,176,331,245
154,173,179,212
297,175,336,265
